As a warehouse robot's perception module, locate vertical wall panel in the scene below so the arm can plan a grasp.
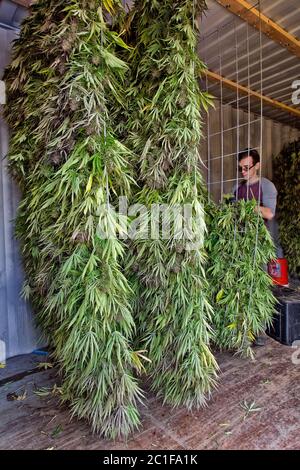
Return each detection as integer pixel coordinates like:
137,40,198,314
0,28,41,359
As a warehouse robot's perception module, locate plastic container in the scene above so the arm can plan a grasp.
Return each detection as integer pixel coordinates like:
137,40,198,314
267,258,289,286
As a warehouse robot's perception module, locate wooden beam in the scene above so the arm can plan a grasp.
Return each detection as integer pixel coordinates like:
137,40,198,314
215,0,300,59
205,69,300,119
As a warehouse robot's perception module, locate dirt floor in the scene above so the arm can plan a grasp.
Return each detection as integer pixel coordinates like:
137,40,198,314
0,336,300,450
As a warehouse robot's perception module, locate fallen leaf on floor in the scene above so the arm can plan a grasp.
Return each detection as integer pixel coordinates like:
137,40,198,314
51,425,63,438
240,399,262,420
7,393,18,401
37,362,53,370
34,387,51,398
6,389,27,401
47,415,57,427
219,422,230,427
17,390,27,401
34,384,62,398
261,379,271,385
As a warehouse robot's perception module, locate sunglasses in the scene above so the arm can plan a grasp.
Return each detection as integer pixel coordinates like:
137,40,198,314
238,164,255,173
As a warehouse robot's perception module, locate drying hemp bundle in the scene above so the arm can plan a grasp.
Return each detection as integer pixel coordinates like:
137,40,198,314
4,0,143,438
124,0,218,408
273,139,300,277
206,199,276,357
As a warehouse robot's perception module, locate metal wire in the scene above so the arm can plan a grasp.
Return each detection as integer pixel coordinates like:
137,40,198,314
203,146,260,163
246,0,264,342
247,21,251,200
205,35,211,199
200,30,260,64
208,177,243,186
205,42,290,85
218,28,224,202
199,1,259,42
208,119,259,139
209,94,253,109
235,18,240,201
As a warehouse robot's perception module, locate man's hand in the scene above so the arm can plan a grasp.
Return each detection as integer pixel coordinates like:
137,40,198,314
254,205,274,220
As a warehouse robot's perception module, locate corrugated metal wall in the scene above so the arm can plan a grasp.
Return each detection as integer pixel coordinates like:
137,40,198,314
200,100,300,202
199,0,300,129
0,27,41,359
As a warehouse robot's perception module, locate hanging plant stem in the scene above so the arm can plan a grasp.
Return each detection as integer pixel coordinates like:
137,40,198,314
205,199,276,357
4,0,144,439
123,0,219,408
273,139,300,277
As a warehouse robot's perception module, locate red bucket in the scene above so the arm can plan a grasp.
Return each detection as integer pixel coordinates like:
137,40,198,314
268,258,289,286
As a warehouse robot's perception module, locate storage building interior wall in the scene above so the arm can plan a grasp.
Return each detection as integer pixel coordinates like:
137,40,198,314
0,27,41,358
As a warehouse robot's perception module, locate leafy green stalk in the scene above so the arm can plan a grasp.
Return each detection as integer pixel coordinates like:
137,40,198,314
206,199,276,357
273,139,300,276
124,0,218,407
4,0,143,439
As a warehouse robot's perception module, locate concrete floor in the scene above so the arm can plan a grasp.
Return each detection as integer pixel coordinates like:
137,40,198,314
0,337,300,450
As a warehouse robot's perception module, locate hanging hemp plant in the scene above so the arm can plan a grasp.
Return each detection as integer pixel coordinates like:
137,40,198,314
273,139,300,277
205,199,276,357
122,0,219,408
4,0,144,439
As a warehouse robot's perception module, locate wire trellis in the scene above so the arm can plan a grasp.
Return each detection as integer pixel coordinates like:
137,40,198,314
202,2,266,204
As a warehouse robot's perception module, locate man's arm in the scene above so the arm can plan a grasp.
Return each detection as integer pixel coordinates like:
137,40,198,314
254,205,274,220
258,178,277,220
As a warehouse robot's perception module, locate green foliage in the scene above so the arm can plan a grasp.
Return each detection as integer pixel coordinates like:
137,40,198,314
206,200,276,357
4,0,143,439
123,0,219,407
273,139,300,276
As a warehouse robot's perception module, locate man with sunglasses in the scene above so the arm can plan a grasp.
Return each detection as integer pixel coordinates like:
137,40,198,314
234,148,277,225
233,148,278,347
